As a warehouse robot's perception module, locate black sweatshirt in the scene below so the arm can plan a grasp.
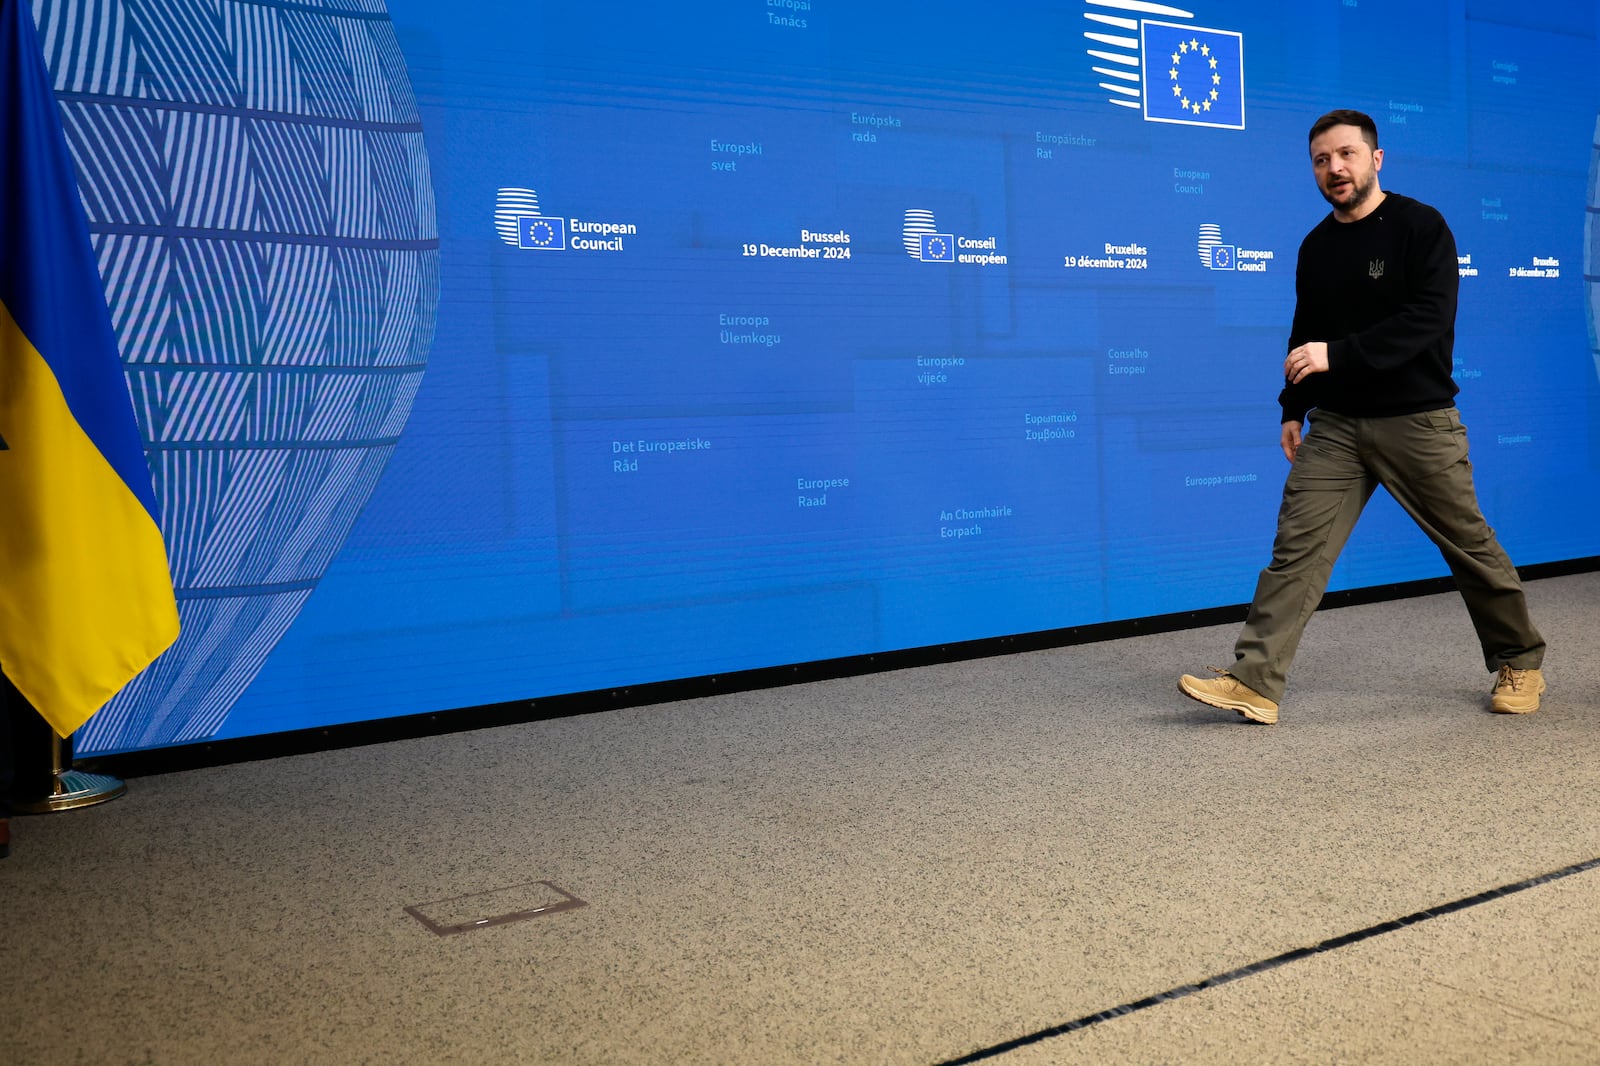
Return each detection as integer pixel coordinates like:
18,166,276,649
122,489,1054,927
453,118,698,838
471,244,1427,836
1278,191,1460,424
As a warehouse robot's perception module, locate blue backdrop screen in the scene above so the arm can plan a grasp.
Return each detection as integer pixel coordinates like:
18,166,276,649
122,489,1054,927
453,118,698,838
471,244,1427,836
41,0,1600,754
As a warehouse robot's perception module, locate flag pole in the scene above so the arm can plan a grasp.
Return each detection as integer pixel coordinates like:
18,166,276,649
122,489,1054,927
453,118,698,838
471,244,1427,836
3,674,125,813
13,731,124,813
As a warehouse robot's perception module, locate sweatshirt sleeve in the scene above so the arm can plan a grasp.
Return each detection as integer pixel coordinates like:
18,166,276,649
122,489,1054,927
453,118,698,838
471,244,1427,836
1324,205,1458,374
1277,254,1315,424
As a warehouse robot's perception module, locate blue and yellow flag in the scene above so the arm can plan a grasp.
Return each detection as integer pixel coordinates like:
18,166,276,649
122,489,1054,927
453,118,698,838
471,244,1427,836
1142,21,1245,131
0,0,178,738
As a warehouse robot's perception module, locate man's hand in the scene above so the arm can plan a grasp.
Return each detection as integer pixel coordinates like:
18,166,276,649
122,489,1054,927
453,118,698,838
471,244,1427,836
1281,420,1303,463
1284,341,1329,384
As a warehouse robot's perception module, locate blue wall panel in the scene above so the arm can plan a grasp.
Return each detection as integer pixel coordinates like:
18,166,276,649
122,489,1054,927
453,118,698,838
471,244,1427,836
34,0,1600,753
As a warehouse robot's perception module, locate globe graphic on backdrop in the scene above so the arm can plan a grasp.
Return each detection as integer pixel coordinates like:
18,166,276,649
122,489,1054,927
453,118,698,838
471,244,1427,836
31,0,440,752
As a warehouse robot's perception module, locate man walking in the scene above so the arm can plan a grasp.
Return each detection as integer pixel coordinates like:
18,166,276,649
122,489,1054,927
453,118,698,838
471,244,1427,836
1179,109,1546,725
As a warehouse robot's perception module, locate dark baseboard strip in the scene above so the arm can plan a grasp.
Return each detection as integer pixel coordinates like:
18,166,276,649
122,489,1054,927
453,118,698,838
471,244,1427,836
81,556,1599,780
936,855,1600,1065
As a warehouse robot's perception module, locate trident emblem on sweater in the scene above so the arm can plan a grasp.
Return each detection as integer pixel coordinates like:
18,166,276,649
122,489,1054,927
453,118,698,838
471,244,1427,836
1368,259,1385,279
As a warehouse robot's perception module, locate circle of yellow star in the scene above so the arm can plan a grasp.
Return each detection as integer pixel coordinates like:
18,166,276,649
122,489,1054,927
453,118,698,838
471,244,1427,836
1168,37,1225,117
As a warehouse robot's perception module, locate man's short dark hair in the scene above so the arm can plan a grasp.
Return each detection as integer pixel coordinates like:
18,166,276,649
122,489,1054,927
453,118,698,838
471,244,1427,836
1309,109,1378,150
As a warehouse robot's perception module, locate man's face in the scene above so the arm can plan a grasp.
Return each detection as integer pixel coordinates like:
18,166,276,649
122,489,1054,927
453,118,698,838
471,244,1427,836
1310,124,1383,215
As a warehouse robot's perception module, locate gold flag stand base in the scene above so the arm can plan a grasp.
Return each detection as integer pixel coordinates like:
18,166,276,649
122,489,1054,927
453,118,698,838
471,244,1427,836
14,733,126,813
16,768,127,812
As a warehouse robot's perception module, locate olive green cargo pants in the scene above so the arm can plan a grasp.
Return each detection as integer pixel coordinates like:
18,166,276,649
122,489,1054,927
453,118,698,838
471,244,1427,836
1229,407,1545,703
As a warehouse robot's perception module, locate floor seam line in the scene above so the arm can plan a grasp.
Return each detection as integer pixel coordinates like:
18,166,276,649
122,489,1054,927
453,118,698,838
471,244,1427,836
933,855,1600,1065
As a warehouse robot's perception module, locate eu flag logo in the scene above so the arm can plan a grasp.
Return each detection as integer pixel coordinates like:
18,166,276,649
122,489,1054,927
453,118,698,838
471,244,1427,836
920,233,955,262
517,215,566,250
1141,21,1244,130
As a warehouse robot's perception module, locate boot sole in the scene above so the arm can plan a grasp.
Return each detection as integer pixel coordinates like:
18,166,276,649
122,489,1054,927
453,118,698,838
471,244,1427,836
1178,677,1278,724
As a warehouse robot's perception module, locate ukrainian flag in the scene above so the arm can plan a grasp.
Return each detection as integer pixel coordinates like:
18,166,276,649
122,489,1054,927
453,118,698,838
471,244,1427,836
0,0,178,738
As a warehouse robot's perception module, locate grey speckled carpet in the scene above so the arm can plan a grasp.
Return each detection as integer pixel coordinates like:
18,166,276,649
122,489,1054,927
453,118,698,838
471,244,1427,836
3,572,1597,1065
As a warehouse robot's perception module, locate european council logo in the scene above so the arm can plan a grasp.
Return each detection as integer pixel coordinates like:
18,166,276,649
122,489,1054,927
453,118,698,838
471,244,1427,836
494,187,566,250
903,209,954,262
920,234,955,262
1198,224,1234,269
1083,1,1245,131
518,216,566,250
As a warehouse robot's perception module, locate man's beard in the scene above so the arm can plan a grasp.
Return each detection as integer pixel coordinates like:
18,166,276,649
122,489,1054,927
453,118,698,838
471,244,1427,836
1321,171,1377,211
